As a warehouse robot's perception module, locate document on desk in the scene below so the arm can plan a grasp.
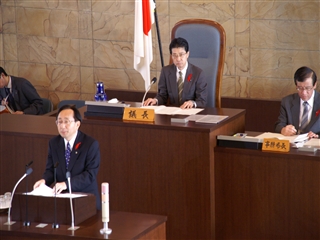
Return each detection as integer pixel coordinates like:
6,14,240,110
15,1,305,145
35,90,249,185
254,132,309,143
142,105,203,115
303,138,320,148
27,184,86,198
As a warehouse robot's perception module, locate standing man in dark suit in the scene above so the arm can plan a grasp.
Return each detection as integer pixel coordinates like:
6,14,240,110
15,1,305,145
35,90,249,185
275,66,320,138
34,105,101,209
143,37,207,108
0,67,43,115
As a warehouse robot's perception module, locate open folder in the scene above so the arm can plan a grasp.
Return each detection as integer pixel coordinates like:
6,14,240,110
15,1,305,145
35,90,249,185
27,184,86,198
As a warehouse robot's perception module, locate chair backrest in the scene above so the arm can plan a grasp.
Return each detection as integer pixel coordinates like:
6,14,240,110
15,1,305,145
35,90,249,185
41,98,53,114
57,100,85,109
171,19,226,108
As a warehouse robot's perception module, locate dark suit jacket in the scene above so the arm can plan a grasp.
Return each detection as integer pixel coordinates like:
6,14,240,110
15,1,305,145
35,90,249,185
42,131,101,209
275,91,320,134
0,76,43,115
155,63,207,107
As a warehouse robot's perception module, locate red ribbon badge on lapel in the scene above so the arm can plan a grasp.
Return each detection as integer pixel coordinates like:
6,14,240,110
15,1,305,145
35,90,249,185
316,110,320,117
187,74,192,82
75,142,81,150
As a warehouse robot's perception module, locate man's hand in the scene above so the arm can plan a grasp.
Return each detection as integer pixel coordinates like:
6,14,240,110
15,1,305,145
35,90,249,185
52,182,67,194
307,131,319,139
281,125,297,136
180,100,194,109
33,179,45,189
143,98,157,106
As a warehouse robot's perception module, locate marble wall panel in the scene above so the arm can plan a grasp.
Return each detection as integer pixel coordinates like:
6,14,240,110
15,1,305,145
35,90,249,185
1,0,15,6
251,20,319,50
4,34,17,61
16,0,79,10
221,76,236,97
93,40,133,69
0,34,3,61
251,49,319,79
251,2,319,21
92,12,134,41
81,66,95,94
16,8,79,38
80,39,93,67
2,6,16,34
0,7,2,33
92,0,133,14
94,68,130,89
248,78,296,100
16,8,49,36
235,1,250,19
235,19,249,47
78,0,91,11
18,36,80,65
236,47,249,77
235,76,249,98
46,65,80,92
224,47,235,76
18,62,51,89
79,11,92,39
2,61,18,76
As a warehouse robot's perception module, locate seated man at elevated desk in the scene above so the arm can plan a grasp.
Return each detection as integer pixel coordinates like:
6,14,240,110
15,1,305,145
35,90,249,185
0,66,43,114
143,37,207,109
34,105,101,209
275,66,320,138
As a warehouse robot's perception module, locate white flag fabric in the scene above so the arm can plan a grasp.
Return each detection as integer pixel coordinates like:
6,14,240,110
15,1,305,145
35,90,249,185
134,0,155,91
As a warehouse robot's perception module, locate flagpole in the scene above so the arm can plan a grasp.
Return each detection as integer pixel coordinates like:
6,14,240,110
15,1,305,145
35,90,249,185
153,0,164,68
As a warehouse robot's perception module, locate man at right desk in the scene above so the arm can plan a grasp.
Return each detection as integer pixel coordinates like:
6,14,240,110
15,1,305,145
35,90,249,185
143,37,207,108
275,66,320,138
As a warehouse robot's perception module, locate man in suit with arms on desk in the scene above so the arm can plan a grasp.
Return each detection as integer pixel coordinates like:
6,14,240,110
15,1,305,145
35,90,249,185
34,105,101,209
275,66,320,138
0,67,43,115
143,37,207,108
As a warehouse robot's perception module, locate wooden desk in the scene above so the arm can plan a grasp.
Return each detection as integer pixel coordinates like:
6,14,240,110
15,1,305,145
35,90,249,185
0,211,166,239
0,107,245,239
214,147,320,240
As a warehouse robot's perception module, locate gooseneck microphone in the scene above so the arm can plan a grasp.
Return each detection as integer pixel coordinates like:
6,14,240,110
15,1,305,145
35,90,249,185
23,160,33,227
5,167,33,225
52,162,59,229
66,171,79,231
141,77,157,106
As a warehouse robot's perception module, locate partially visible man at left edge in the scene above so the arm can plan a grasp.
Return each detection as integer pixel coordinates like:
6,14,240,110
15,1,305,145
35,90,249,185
0,67,43,115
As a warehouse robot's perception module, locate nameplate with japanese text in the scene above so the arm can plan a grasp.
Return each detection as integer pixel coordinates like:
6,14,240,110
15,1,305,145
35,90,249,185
123,107,155,122
262,138,290,152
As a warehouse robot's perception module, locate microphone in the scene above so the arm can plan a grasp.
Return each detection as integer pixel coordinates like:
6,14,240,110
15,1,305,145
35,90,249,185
23,161,33,227
66,171,79,231
141,77,157,106
100,183,112,235
52,162,59,229
5,167,33,225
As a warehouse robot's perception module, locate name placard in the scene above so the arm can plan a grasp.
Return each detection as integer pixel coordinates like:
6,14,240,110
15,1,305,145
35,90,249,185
123,107,155,122
262,138,290,152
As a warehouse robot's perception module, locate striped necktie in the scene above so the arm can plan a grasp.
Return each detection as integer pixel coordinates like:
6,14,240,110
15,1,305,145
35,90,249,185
178,71,183,104
65,142,71,169
300,101,309,132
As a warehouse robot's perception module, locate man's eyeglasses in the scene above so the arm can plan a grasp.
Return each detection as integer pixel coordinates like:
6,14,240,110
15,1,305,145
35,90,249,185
56,119,75,126
296,86,314,92
171,52,187,59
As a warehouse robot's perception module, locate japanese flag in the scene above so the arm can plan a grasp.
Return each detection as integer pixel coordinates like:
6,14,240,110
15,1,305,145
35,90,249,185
134,0,155,90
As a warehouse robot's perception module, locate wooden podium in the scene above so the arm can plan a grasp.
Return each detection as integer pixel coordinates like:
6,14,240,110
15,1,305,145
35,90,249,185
11,193,96,225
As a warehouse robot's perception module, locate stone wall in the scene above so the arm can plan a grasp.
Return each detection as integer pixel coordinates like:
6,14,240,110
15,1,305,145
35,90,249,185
0,0,319,108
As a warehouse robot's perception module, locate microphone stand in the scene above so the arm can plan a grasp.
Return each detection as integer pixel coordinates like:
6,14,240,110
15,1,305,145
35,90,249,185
52,162,59,229
23,161,33,227
141,77,157,106
5,168,33,226
66,171,79,231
